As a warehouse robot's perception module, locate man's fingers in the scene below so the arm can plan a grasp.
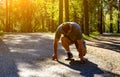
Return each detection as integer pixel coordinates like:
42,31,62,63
52,56,58,61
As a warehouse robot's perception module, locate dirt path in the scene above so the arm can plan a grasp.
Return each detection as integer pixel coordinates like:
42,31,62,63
0,33,120,77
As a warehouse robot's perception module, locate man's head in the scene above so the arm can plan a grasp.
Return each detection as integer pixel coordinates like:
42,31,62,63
62,23,71,33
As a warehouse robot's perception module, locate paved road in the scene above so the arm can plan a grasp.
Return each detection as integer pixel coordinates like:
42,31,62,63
0,33,120,77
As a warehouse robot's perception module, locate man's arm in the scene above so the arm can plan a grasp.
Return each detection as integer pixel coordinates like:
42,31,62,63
52,38,60,60
77,39,87,58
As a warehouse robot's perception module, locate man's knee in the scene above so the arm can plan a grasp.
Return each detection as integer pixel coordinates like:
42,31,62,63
61,37,70,45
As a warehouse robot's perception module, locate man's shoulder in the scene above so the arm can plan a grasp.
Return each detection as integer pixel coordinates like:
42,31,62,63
56,24,62,32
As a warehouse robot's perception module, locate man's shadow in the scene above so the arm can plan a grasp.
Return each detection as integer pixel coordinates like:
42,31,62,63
58,59,105,77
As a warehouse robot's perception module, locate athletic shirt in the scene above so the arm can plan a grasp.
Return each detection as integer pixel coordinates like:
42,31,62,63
55,22,82,42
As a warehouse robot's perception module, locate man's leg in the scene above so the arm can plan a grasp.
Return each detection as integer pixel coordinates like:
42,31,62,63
61,37,73,60
75,41,86,63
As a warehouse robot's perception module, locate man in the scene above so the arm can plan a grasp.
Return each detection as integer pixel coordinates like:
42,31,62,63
52,22,87,63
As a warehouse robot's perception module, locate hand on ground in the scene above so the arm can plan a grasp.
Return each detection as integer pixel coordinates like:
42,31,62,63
52,55,58,61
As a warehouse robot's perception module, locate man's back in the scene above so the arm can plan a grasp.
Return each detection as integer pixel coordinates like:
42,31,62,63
55,22,82,41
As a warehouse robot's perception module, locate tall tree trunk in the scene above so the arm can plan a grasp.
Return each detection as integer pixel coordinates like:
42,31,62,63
9,0,13,32
83,0,89,35
64,0,69,22
42,16,44,32
51,0,55,32
117,0,120,33
6,0,10,32
80,3,84,33
80,17,84,33
73,9,77,22
109,0,113,33
110,5,113,33
59,0,63,25
99,1,103,34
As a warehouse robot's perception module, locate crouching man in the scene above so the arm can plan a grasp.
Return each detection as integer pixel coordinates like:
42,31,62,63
52,22,87,63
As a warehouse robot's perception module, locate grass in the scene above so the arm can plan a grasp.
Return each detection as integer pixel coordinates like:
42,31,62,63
83,32,99,40
114,33,120,35
0,31,5,36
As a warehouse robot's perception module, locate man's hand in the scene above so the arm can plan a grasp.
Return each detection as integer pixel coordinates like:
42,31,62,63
52,54,58,61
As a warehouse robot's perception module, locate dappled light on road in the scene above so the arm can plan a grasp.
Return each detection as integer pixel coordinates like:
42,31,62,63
0,33,120,77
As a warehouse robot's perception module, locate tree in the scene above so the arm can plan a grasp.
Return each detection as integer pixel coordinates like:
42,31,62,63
18,0,34,32
59,0,63,25
0,0,118,33
117,0,120,33
83,0,89,35
6,0,10,32
110,1,113,33
51,0,55,32
98,0,103,34
64,0,69,22
9,0,13,32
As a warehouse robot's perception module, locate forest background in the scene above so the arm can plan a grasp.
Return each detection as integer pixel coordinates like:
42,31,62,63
0,0,120,35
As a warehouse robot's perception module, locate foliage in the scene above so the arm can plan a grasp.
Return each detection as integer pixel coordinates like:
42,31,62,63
69,0,83,22
0,0,119,33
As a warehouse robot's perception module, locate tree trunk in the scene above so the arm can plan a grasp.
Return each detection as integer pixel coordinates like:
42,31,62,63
51,0,55,32
9,0,13,32
117,0,120,33
99,1,103,34
80,17,84,33
6,0,10,32
42,16,44,32
64,0,69,22
110,5,113,33
59,0,63,25
73,8,77,22
83,0,89,35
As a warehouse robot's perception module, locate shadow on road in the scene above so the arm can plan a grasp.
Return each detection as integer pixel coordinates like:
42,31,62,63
0,33,65,77
86,34,120,52
0,38,19,77
1,33,119,77
58,59,120,77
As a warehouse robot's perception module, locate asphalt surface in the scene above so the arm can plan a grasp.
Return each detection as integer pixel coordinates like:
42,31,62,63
0,33,120,77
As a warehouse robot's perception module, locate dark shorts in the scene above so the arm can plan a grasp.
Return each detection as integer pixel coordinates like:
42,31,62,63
65,36,86,49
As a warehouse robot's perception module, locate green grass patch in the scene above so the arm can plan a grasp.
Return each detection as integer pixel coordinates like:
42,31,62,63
0,31,5,36
114,33,120,35
83,32,99,40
